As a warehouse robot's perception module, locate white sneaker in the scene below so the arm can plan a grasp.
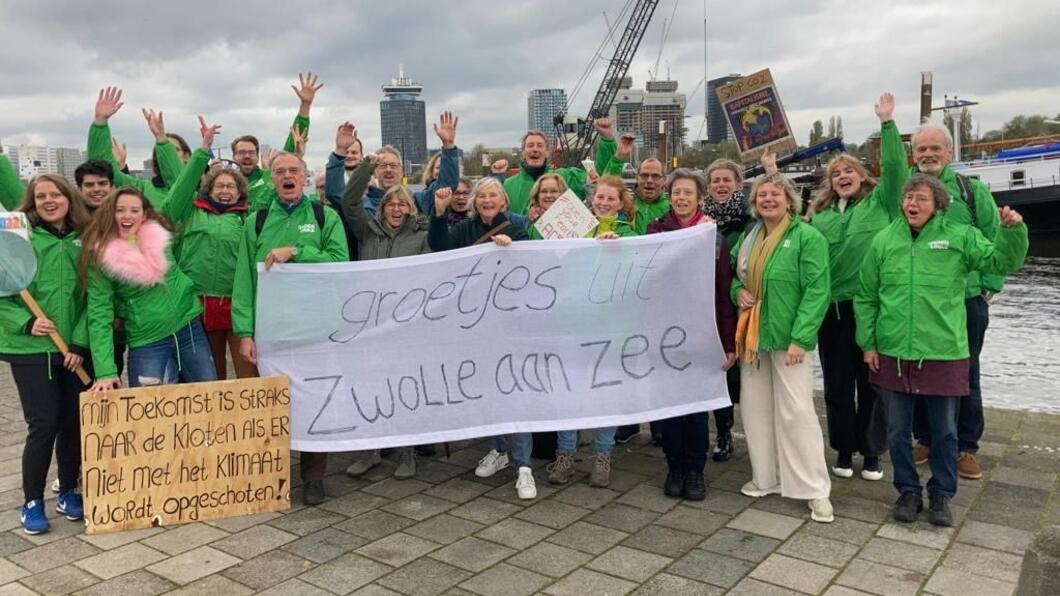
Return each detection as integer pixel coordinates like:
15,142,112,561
515,466,537,500
809,497,834,523
740,481,781,498
475,450,510,478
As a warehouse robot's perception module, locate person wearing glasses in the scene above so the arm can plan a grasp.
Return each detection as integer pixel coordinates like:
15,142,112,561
855,174,1027,526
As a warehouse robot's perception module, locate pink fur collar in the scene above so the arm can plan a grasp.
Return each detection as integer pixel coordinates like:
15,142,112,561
99,220,171,286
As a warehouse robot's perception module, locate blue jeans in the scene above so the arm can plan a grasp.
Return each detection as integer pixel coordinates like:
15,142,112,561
489,433,533,468
127,319,217,387
557,427,617,455
882,389,958,498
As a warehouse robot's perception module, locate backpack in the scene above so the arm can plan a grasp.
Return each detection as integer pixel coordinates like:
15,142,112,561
255,201,325,236
954,173,979,230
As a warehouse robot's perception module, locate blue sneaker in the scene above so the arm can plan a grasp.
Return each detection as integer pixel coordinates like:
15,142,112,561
21,499,50,534
56,490,84,521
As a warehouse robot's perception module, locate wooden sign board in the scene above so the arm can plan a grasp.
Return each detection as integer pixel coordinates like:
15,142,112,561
80,376,291,534
716,69,797,162
535,189,599,239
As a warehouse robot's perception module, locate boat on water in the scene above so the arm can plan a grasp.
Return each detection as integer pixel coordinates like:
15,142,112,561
952,142,1060,234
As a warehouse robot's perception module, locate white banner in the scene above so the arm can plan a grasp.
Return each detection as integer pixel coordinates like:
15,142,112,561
256,225,730,452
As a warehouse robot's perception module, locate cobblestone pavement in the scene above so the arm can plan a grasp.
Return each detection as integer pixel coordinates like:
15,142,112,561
0,364,1056,595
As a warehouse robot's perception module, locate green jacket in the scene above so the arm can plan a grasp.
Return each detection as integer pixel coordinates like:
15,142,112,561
340,160,429,260
86,122,183,207
591,214,636,238
503,137,616,215
855,216,1027,361
0,153,24,210
731,218,831,351
916,163,1004,298
86,224,203,380
632,195,671,235
231,196,349,337
162,148,248,297
810,120,908,302
0,226,87,355
246,114,311,212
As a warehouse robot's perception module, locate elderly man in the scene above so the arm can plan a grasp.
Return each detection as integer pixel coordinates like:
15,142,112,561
908,122,1004,481
604,133,671,234
232,151,349,506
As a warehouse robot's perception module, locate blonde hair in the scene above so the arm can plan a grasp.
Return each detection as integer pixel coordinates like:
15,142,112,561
811,154,876,213
376,185,418,224
420,152,442,185
594,175,635,220
469,177,510,216
705,159,744,186
749,173,802,219
528,173,567,210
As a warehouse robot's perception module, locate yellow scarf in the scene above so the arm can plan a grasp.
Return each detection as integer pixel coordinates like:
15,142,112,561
735,216,791,364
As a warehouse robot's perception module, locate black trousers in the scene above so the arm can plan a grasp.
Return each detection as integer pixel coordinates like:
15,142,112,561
712,365,742,436
299,452,328,481
660,412,709,473
10,356,91,502
818,300,879,456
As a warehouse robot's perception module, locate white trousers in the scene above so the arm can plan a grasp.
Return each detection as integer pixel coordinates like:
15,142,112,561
740,351,831,499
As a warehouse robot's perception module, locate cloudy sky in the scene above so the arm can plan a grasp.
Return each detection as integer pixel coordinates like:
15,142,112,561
2,0,1058,170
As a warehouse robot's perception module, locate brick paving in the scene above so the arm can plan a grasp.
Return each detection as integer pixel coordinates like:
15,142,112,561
0,363,1056,595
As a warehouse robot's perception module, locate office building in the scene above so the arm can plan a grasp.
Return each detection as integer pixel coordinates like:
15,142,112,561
706,74,742,142
528,89,567,145
610,78,687,156
380,65,427,172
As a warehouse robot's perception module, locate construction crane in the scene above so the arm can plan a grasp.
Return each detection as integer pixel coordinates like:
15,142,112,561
553,0,660,167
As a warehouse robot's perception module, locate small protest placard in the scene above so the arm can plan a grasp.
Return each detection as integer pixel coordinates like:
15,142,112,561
535,189,598,239
716,69,797,162
80,376,291,534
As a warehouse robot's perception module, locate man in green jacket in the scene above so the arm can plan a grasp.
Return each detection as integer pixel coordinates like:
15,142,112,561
908,122,1003,480
232,151,348,507
601,133,671,236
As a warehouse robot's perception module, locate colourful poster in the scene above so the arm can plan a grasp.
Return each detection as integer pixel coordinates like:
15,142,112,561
716,69,797,162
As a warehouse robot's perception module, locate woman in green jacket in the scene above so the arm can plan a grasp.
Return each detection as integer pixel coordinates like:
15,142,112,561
731,173,833,523
80,187,216,391
0,175,92,534
807,93,908,481
161,118,256,381
855,174,1028,527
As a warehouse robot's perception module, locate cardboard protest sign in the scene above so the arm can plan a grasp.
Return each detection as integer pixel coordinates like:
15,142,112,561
535,189,598,239
716,69,797,162
80,376,291,534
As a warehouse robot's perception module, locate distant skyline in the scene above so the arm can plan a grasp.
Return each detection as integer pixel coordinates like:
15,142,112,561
1,0,1057,170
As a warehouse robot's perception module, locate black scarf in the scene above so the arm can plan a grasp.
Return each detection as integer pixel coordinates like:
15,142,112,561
702,190,749,231
521,162,548,181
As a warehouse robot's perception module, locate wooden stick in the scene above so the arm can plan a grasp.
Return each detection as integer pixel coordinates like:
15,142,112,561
19,289,91,385
472,221,510,246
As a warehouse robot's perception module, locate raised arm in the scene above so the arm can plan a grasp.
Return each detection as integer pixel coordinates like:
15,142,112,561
964,207,1029,279
161,116,221,224
593,117,618,175
282,72,321,153
336,122,375,242
0,149,24,210
419,111,461,216
873,92,908,220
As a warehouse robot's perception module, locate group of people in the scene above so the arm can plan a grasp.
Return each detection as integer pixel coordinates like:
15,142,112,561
0,75,1028,536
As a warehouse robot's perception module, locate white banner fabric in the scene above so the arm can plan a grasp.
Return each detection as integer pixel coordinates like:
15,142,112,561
256,224,730,452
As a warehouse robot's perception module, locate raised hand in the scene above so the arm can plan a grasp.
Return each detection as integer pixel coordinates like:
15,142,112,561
761,149,778,175
293,72,324,106
335,121,357,154
94,87,124,125
141,108,166,142
999,205,1023,227
198,115,222,151
593,117,615,140
433,111,458,149
875,92,895,123
111,137,128,170
260,147,279,170
290,125,307,158
616,133,636,159
490,159,508,174
434,186,453,214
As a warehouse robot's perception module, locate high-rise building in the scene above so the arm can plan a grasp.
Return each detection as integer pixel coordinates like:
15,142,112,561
10,145,58,179
706,74,742,143
55,147,84,180
527,89,567,145
610,78,687,156
380,65,427,172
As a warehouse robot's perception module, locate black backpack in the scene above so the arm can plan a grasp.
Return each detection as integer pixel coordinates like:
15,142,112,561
954,173,979,230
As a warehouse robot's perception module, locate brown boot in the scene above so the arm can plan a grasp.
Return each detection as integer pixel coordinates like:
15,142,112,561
546,451,576,485
589,453,611,488
957,452,983,479
914,444,930,466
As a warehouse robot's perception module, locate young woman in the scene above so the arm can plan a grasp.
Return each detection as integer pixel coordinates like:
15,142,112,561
0,175,92,534
160,117,256,381
544,175,636,489
428,177,535,499
732,173,834,523
526,173,568,239
644,169,737,501
80,186,216,390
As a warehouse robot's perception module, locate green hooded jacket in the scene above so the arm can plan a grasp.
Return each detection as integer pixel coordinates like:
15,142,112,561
86,122,183,207
162,148,249,297
854,215,1028,361
503,137,616,215
810,120,908,303
0,226,87,355
0,153,24,210
86,222,203,380
231,196,349,338
730,217,831,351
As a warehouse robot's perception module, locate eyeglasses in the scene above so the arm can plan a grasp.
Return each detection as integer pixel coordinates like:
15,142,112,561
233,149,258,157
638,173,664,181
272,167,304,176
213,182,238,190
902,194,934,205
453,191,471,197
376,162,401,170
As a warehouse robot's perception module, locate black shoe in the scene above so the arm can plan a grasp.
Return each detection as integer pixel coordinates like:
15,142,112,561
415,444,436,457
928,493,953,527
683,470,706,501
302,479,326,506
832,451,854,478
892,491,923,523
651,430,663,446
615,425,641,445
664,469,685,498
712,432,734,462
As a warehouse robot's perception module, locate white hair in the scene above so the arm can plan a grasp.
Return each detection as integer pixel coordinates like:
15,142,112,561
912,121,954,151
469,177,510,215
